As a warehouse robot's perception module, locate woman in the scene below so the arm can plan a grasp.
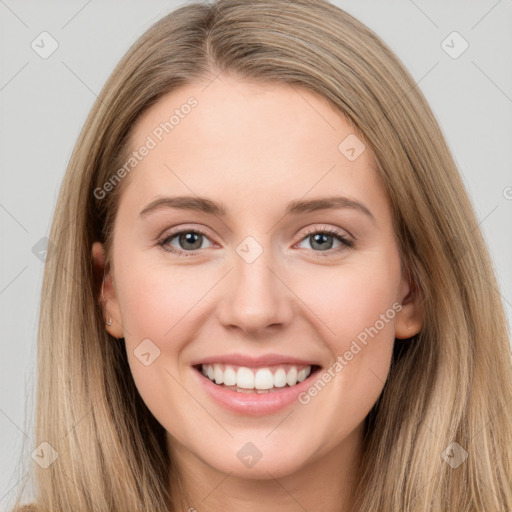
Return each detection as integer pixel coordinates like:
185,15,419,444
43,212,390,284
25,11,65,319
12,0,512,510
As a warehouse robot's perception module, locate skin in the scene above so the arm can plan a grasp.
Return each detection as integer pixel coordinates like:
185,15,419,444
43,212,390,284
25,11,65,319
92,75,423,511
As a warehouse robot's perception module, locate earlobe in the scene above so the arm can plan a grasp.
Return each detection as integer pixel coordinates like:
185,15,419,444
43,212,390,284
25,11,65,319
91,241,124,338
394,274,424,340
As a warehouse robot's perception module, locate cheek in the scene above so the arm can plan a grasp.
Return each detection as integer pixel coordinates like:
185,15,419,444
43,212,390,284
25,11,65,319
115,254,203,337
305,257,401,346
114,258,204,423
293,260,400,434
299,251,401,394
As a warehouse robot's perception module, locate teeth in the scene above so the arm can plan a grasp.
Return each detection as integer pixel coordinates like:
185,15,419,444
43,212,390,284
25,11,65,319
214,364,224,385
223,366,237,386
254,368,274,390
199,363,313,391
273,368,287,388
286,367,298,386
297,368,309,382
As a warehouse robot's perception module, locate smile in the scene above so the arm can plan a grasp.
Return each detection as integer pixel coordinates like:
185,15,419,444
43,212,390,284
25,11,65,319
196,363,319,393
192,361,322,415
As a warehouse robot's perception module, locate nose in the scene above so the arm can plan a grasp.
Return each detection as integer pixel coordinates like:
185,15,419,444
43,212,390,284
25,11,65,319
216,246,294,337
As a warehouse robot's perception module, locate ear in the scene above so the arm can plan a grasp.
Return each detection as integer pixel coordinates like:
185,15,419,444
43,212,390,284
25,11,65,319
394,269,424,340
91,241,124,339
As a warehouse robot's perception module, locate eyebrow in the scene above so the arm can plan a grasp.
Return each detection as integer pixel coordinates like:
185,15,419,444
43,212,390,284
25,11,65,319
139,195,376,223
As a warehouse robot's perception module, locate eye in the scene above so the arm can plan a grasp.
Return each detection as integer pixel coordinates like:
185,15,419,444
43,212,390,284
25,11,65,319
158,228,214,257
296,227,353,256
157,226,354,258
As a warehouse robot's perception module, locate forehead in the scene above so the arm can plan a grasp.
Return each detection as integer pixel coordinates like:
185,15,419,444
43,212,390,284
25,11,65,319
119,75,387,217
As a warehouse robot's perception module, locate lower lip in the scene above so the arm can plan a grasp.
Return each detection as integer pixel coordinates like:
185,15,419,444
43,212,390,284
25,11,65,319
192,366,320,416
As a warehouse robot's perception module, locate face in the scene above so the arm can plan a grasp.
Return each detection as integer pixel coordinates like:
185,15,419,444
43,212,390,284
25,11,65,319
93,75,422,482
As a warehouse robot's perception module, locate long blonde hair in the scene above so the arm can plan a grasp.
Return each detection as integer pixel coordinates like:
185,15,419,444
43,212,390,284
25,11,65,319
12,0,512,510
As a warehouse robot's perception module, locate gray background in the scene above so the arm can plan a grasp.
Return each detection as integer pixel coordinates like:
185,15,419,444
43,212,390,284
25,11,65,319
1,0,511,508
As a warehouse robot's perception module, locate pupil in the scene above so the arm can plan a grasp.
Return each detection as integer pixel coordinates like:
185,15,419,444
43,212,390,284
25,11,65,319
312,233,332,251
177,232,334,251
181,232,202,250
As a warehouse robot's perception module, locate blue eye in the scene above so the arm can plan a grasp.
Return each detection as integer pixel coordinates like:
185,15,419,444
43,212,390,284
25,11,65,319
157,227,354,257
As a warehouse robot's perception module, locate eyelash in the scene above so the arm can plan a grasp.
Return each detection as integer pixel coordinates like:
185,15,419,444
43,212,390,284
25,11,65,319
300,227,354,256
157,226,354,258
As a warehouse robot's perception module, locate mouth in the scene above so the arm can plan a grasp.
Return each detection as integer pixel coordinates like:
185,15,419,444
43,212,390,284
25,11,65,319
193,363,322,394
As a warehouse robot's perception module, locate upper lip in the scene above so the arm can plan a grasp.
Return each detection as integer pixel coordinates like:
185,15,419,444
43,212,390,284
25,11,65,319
191,353,321,368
